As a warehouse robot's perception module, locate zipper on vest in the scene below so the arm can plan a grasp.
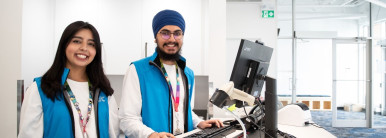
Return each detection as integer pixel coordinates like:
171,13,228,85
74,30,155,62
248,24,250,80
62,70,76,137
93,89,100,138
181,73,189,132
149,61,174,133
63,89,76,137
149,61,172,91
150,61,192,133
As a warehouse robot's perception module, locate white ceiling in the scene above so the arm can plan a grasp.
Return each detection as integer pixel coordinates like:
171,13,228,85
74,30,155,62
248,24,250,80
278,0,366,7
226,0,386,21
276,0,379,21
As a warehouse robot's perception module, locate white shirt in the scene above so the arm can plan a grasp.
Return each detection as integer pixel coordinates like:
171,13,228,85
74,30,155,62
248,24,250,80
18,79,120,138
119,64,203,138
163,64,185,134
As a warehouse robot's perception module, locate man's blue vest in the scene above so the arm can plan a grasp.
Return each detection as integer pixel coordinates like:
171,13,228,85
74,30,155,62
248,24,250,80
34,68,109,138
132,52,195,133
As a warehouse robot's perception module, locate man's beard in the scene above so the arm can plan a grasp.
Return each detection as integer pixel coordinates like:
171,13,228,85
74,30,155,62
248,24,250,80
156,44,181,61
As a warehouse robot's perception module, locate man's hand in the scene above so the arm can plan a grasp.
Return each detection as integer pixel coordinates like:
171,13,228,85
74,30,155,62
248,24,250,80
197,119,224,129
148,132,175,138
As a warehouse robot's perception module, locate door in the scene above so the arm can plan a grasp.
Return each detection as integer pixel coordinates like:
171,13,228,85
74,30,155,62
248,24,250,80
372,39,386,128
332,38,369,127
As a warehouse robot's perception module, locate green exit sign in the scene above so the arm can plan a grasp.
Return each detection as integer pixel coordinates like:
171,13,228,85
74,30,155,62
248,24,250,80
262,10,274,18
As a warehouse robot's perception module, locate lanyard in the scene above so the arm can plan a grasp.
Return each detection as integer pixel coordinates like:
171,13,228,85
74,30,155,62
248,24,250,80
160,59,180,112
64,80,93,137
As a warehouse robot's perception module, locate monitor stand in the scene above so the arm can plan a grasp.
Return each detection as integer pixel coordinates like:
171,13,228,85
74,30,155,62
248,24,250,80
265,76,278,138
242,76,278,138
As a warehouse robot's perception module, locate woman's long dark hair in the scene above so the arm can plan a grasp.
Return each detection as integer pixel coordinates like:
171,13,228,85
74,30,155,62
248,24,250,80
41,21,114,101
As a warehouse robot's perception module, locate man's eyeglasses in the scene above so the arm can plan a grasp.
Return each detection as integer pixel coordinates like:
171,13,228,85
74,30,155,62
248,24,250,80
159,31,183,40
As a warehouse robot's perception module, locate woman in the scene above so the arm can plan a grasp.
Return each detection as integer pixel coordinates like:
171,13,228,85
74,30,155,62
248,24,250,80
18,21,119,138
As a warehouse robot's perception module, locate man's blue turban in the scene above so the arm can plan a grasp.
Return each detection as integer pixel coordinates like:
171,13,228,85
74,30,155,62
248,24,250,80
152,9,185,38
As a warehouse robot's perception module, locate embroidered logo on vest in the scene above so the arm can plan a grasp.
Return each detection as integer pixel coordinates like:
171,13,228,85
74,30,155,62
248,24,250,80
99,96,106,102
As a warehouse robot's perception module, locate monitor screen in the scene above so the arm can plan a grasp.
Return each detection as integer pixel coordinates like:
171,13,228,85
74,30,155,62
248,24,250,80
230,39,273,98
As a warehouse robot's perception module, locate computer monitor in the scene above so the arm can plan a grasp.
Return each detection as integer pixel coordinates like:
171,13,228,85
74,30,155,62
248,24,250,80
230,39,273,98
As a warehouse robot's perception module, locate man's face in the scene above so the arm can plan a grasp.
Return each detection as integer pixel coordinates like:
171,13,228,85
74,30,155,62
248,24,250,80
155,25,184,56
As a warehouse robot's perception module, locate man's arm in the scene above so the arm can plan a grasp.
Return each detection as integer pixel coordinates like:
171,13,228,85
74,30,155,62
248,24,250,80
119,65,155,138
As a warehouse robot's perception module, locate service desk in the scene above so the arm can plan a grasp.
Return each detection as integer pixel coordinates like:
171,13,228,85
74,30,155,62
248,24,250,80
278,124,336,138
176,122,336,138
175,128,240,138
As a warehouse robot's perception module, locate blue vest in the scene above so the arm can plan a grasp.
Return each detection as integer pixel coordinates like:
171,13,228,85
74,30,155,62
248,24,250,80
34,68,109,138
133,52,195,133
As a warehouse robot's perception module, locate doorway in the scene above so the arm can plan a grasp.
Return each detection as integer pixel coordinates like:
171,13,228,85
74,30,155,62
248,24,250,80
332,38,369,127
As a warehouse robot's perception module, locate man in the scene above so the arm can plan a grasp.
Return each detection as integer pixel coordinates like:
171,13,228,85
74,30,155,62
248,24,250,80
119,9,223,138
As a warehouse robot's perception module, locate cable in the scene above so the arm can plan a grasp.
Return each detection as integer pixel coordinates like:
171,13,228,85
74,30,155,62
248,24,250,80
252,99,277,138
243,102,248,117
241,99,282,138
223,107,247,138
305,122,323,128
257,98,265,112
260,127,275,138
242,102,274,138
277,129,296,138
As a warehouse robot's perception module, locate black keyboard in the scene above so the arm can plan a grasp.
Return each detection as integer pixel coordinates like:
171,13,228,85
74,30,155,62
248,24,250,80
184,125,236,138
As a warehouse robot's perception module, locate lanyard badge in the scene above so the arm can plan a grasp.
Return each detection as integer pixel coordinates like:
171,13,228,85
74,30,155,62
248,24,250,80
64,80,93,136
160,59,180,112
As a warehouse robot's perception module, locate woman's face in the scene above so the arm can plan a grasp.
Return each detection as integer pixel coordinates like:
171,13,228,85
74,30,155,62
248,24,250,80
65,29,96,70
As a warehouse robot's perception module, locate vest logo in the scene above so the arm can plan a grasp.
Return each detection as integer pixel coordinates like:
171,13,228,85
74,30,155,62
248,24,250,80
99,96,106,102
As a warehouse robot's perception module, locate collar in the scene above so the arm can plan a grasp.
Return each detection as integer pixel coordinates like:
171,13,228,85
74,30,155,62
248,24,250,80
61,68,70,85
149,51,187,70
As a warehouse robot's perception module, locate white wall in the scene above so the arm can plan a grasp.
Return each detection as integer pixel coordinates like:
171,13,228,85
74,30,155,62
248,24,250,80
226,2,278,82
22,0,206,90
22,0,55,92
21,0,230,110
0,0,22,137
54,0,143,75
205,0,227,89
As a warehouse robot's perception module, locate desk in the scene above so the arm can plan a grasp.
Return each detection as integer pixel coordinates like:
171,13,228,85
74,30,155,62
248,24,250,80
176,123,336,138
176,128,254,138
278,124,336,138
176,118,244,138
